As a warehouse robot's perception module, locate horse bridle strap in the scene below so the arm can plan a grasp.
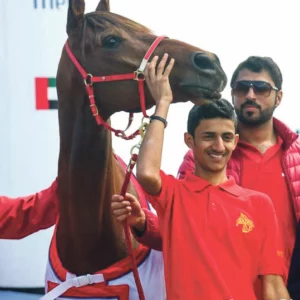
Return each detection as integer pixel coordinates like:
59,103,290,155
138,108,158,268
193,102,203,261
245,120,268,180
64,36,165,140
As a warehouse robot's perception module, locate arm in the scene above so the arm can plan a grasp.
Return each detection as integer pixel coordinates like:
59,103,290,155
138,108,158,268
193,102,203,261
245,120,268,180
0,180,58,239
111,55,174,249
136,54,175,195
261,275,290,300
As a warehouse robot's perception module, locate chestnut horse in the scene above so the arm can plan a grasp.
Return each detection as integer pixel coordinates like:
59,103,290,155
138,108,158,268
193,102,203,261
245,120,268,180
44,0,227,298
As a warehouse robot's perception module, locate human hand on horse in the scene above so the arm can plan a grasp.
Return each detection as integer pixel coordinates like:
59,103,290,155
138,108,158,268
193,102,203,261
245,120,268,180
145,54,175,105
111,193,146,232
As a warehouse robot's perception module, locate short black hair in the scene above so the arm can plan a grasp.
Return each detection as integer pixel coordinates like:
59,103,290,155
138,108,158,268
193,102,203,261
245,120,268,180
230,56,282,90
187,99,237,136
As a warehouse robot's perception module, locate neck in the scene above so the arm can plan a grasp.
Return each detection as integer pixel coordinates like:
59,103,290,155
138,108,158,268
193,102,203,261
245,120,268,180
57,101,138,275
194,167,228,185
238,118,277,146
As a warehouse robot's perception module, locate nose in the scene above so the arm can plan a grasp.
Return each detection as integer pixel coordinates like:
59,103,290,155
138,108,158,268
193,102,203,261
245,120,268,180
212,137,225,152
246,87,256,99
193,53,215,71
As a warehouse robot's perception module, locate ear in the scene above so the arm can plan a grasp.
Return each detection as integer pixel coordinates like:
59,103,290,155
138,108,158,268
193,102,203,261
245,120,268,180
184,132,194,149
233,134,239,150
67,0,85,36
96,0,110,12
275,90,283,107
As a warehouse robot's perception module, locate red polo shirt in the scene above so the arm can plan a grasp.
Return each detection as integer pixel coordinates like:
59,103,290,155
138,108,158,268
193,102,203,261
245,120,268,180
239,137,296,274
147,171,285,300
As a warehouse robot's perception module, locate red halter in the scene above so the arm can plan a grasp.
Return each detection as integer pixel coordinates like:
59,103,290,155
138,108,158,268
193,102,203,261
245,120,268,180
64,36,165,140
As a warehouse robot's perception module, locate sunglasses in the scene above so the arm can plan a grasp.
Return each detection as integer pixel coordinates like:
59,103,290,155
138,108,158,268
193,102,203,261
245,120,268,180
232,80,279,97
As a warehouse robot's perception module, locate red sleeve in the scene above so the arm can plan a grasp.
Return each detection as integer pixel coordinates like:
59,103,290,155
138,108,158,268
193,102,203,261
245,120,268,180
0,179,58,239
177,150,195,179
132,208,162,251
259,194,286,280
146,170,177,215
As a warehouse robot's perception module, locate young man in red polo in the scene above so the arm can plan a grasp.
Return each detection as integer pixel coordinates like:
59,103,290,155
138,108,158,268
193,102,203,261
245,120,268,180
112,54,290,299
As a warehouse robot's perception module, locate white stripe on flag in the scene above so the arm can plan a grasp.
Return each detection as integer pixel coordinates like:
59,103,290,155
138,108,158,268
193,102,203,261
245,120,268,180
48,87,58,101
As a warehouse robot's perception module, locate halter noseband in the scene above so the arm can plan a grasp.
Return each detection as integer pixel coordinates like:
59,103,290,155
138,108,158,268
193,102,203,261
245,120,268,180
64,36,165,140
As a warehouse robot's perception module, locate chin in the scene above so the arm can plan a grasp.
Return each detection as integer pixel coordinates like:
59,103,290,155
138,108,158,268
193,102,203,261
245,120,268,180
207,164,226,173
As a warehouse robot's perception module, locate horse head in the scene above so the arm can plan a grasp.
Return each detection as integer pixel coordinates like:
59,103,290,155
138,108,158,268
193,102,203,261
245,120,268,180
58,0,227,122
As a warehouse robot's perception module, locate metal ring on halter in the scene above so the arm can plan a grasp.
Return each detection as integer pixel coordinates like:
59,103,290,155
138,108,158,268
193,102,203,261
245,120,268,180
134,70,145,81
130,144,141,156
139,122,148,138
139,117,150,137
84,73,94,86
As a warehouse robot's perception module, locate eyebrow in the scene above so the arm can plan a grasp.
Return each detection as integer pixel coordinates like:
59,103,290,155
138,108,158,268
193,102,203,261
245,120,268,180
201,131,234,135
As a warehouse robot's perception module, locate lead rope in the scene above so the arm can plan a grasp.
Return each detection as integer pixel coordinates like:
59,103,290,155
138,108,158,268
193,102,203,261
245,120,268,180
119,119,149,300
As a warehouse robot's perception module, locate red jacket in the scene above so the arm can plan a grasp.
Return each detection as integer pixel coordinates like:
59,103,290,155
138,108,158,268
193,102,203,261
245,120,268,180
0,180,58,239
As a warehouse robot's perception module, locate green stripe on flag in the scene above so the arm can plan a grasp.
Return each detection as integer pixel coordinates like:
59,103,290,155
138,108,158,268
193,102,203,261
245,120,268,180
48,78,56,88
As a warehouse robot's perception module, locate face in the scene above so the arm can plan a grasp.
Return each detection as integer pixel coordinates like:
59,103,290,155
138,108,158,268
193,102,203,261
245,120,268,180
231,69,282,126
184,118,238,175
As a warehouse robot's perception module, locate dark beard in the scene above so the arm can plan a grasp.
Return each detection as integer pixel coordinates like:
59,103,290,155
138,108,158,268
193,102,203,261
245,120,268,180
235,100,276,126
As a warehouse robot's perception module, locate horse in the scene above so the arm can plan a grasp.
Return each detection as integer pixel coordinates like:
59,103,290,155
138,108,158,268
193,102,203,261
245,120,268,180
43,0,227,298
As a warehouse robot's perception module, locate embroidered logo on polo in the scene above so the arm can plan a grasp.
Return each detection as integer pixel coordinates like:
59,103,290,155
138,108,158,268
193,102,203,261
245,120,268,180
236,213,255,233
277,250,284,257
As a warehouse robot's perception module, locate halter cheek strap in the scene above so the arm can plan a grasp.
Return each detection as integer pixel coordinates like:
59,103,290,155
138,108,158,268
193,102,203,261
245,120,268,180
64,36,166,140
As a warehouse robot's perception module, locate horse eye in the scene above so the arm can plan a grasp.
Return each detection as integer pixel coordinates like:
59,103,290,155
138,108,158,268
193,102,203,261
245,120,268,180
102,36,121,48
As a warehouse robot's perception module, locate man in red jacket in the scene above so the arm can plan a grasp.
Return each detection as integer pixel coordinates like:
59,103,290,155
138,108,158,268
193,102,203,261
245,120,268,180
112,56,300,299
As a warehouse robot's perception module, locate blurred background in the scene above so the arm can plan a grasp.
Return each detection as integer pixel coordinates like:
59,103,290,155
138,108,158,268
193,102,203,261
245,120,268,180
0,0,299,298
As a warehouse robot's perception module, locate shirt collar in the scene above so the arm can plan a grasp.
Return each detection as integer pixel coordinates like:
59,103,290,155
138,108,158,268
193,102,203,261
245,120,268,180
238,135,283,150
183,171,242,197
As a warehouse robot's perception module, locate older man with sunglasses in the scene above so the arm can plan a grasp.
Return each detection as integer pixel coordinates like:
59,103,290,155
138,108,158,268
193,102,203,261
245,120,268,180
112,56,300,299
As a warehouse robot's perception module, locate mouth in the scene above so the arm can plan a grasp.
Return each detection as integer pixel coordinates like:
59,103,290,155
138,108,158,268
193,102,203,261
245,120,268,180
207,152,227,161
243,105,260,112
179,85,222,102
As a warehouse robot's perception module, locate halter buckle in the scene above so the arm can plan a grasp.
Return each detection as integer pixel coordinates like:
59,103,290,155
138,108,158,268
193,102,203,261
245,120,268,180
90,104,99,116
134,70,145,81
84,74,94,86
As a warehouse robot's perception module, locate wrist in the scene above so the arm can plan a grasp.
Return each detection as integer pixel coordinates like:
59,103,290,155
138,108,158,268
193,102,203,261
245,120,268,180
132,210,146,233
150,115,168,128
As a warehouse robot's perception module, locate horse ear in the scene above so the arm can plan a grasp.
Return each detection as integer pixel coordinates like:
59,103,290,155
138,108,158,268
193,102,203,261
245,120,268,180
67,0,85,35
96,0,110,12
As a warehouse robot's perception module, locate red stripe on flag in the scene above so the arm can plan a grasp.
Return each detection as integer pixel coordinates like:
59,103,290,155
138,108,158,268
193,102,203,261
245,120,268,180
35,77,49,110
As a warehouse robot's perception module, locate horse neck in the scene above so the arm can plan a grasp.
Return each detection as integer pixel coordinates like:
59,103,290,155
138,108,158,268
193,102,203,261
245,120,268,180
56,104,137,275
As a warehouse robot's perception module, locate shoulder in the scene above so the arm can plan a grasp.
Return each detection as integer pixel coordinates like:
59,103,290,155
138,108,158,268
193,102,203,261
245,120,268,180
289,136,300,152
159,170,178,186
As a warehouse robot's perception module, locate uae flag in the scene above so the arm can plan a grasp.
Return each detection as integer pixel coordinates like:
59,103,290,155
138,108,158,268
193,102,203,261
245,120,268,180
35,77,58,110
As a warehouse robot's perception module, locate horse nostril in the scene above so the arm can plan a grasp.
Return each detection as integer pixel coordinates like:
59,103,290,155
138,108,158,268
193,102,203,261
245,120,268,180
193,53,215,71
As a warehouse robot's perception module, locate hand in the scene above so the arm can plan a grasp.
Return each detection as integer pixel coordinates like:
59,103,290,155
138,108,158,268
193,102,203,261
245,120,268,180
145,53,175,105
111,193,146,231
